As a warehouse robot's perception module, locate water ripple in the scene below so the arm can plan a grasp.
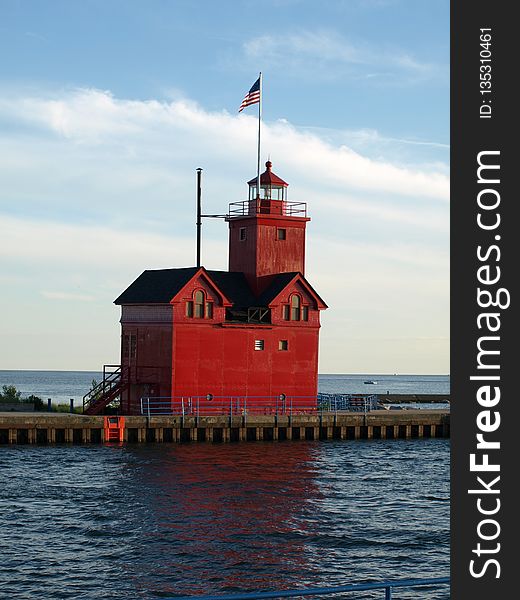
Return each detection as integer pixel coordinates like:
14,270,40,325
0,441,449,599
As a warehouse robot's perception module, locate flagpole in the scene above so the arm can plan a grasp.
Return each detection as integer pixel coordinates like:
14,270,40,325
256,71,262,200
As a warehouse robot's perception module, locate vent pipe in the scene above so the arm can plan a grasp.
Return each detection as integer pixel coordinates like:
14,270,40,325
196,168,202,268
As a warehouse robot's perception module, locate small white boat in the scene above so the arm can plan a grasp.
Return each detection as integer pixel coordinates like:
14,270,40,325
364,380,377,384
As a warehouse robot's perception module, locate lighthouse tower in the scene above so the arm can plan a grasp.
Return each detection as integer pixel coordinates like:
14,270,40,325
84,161,327,415
228,160,309,294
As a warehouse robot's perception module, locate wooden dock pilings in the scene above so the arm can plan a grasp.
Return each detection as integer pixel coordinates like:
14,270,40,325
0,410,450,445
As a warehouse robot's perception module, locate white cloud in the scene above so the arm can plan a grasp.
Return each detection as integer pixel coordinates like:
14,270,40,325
245,31,364,65
0,88,448,199
0,87,449,282
239,30,443,83
324,127,449,153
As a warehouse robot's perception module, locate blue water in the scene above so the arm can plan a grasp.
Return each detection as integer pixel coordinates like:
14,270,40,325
0,441,449,600
319,374,450,395
0,370,103,404
0,370,450,404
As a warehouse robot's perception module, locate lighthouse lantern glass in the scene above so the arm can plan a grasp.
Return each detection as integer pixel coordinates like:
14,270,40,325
249,183,286,201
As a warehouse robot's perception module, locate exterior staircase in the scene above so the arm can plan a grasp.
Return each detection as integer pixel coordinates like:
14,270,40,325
83,366,129,415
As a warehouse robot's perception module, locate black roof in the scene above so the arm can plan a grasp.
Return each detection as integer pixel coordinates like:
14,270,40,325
114,267,199,305
206,270,255,307
256,272,298,306
114,267,305,308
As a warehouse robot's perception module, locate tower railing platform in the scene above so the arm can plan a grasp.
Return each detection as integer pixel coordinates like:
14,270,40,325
228,199,307,217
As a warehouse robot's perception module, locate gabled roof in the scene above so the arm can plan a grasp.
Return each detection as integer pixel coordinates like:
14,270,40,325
114,267,326,310
115,267,253,307
259,272,328,309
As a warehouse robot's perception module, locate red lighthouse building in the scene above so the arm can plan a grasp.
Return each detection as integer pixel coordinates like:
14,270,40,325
84,162,327,415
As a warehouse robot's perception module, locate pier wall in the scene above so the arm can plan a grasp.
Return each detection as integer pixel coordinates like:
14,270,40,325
378,394,449,404
0,410,450,444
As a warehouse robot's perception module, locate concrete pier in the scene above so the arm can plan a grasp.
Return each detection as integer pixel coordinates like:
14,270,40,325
0,410,450,445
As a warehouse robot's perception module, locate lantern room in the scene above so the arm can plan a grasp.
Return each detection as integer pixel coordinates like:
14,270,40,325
247,160,288,200
245,160,288,217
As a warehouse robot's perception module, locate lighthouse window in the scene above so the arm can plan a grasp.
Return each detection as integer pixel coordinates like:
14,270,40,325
302,306,309,321
123,334,137,360
254,339,265,351
279,340,288,351
277,228,286,240
291,295,301,321
283,305,290,320
239,227,247,241
187,291,213,319
194,290,205,318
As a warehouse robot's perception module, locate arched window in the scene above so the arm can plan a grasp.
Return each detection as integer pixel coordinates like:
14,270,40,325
283,294,310,322
291,294,301,321
194,290,205,318
186,289,215,319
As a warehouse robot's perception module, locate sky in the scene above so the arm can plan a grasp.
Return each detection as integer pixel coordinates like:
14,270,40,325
0,0,449,374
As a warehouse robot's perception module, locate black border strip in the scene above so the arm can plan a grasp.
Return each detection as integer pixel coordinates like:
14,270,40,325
451,2,516,597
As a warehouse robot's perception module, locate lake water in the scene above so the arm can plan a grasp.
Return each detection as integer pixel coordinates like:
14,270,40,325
0,440,449,600
0,371,450,405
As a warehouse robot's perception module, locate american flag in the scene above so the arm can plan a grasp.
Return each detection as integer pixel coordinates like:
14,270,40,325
238,77,261,112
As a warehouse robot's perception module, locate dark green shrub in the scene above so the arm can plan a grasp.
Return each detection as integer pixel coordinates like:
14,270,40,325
25,395,44,411
0,384,22,403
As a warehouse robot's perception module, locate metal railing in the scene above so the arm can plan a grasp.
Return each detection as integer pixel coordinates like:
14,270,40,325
167,576,449,600
82,365,127,412
228,199,307,217
317,393,379,412
140,394,379,417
